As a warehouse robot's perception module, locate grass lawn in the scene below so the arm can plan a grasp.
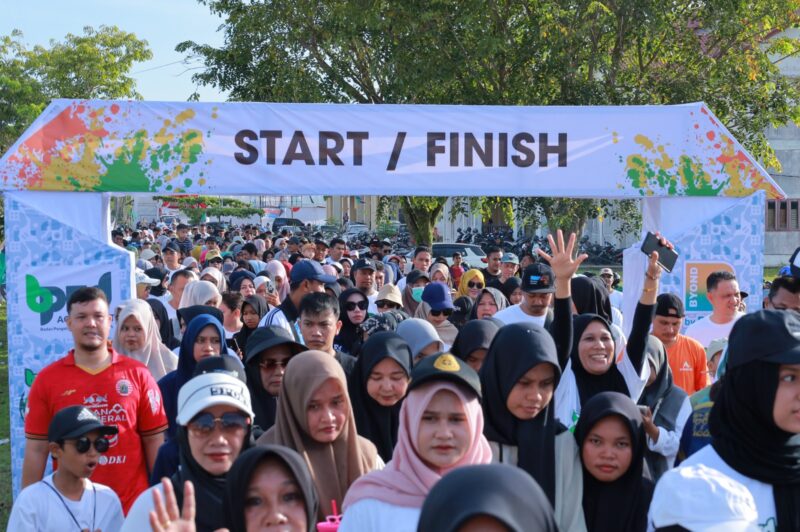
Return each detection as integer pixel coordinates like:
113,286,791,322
0,303,10,529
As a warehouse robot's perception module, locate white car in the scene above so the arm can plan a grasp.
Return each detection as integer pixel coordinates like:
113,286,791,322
406,243,487,269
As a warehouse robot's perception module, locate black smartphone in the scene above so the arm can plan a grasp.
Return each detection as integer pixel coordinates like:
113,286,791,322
640,232,678,273
227,337,240,352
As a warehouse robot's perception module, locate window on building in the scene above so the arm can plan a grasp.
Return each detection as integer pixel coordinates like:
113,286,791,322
767,199,800,231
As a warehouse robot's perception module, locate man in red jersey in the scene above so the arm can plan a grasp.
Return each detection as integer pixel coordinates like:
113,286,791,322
22,287,167,513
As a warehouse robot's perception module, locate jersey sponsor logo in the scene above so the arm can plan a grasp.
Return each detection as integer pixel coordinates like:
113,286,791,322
116,379,132,397
83,393,108,406
61,389,77,397
680,361,693,372
98,454,127,466
147,389,161,415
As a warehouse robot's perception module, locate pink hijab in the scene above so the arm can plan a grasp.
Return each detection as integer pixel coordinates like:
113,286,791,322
342,381,492,510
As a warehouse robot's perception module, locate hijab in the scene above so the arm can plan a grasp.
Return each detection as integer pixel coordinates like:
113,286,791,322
396,318,443,361
225,446,318,532
428,262,452,287
417,464,557,532
266,260,290,301
457,269,485,299
451,319,499,361
146,267,167,297
199,267,227,293
575,391,653,532
347,332,412,462
500,276,523,302
229,270,257,292
571,276,613,322
179,280,221,308
334,288,368,355
710,360,800,530
174,315,227,394
257,351,378,521
449,295,474,330
343,381,492,510
480,323,563,506
233,295,269,353
638,336,688,480
145,297,179,349
172,404,252,531
570,314,626,406
177,305,224,333
414,302,459,347
469,287,509,320
401,270,428,315
113,299,178,380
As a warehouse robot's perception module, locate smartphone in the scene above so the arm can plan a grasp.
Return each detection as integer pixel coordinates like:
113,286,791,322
640,232,678,273
227,337,240,353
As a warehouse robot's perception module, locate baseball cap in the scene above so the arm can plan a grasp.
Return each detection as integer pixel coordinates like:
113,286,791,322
353,258,376,272
48,405,118,442
176,372,255,425
140,249,158,262
706,337,728,362
290,259,337,284
655,293,685,318
288,236,301,245
369,238,381,247
521,263,555,294
649,464,758,532
205,250,223,263
376,283,403,306
314,239,328,249
500,253,519,265
599,267,613,277
409,353,482,399
726,310,800,370
162,241,180,253
245,326,306,365
790,246,800,278
135,269,160,286
422,282,455,311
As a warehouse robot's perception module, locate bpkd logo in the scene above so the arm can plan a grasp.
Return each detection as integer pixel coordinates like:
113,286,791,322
26,272,113,325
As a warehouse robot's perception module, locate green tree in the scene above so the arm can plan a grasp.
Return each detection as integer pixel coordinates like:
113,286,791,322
153,195,262,225
179,1,800,242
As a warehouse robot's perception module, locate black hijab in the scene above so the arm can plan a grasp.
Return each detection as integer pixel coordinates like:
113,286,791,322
500,276,523,302
449,295,474,330
638,336,688,480
177,305,224,332
225,445,318,532
480,323,562,506
711,360,800,530
452,319,500,361
417,464,557,532
146,267,167,297
571,314,626,406
575,391,653,532
229,269,256,292
334,288,368,354
233,295,269,352
571,276,613,322
171,414,253,531
347,332,412,462
146,297,179,349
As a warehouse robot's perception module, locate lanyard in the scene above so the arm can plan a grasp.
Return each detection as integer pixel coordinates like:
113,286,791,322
42,479,96,532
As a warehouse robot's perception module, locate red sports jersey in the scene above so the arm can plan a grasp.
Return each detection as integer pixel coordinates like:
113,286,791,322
25,346,167,513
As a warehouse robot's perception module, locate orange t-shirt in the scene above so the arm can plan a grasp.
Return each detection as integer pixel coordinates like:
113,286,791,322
665,335,710,394
25,347,167,513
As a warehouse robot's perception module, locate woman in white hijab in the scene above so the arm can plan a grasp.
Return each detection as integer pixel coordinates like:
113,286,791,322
199,266,227,293
265,259,290,302
178,280,222,308
113,299,178,379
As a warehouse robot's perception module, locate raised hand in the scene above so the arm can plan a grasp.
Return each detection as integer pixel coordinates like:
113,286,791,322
150,479,200,532
535,229,588,281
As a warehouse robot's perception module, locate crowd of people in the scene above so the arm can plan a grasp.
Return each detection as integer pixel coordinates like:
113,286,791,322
7,220,800,531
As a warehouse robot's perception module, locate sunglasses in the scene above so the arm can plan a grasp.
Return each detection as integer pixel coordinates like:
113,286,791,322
430,308,453,317
599,274,613,278
344,300,369,311
188,412,250,436
467,282,484,289
71,436,110,454
376,300,399,309
259,358,290,370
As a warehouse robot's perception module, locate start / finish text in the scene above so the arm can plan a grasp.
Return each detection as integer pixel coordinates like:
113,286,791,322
233,130,568,170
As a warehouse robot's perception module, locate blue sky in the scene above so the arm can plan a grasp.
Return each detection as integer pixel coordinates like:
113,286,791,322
1,0,229,102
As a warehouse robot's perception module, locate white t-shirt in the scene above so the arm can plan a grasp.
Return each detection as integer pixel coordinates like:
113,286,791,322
121,484,161,532
673,445,777,530
609,289,624,310
339,498,421,532
492,304,547,327
367,293,379,315
684,313,743,348
555,355,650,431
7,474,124,532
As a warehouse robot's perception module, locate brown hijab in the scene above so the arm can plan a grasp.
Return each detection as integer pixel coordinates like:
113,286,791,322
256,350,378,521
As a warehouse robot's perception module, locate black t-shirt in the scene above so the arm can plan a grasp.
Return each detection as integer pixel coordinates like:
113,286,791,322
334,350,357,377
481,268,501,286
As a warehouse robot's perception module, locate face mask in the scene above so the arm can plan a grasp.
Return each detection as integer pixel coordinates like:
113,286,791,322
412,286,425,303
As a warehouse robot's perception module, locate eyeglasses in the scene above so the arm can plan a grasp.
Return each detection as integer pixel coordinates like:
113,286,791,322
71,436,110,454
259,358,290,370
188,412,250,436
344,300,369,311
430,308,453,317
376,301,399,309
467,282,484,289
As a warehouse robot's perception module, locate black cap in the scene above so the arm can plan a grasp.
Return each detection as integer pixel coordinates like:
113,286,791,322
406,269,431,285
314,239,328,248
48,405,118,442
727,310,800,370
409,352,482,399
288,236,301,245
353,258,376,272
162,241,180,253
245,326,306,364
655,293,685,318
369,238,381,247
193,356,247,382
521,263,555,294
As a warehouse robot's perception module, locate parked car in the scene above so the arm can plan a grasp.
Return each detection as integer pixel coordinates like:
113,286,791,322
405,243,487,270
272,217,305,232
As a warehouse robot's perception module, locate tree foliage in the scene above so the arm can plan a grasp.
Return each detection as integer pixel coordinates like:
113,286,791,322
152,195,262,225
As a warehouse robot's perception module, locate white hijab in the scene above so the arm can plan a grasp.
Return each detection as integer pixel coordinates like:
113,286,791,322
179,280,221,308
113,299,178,379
